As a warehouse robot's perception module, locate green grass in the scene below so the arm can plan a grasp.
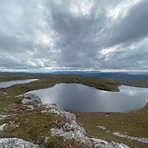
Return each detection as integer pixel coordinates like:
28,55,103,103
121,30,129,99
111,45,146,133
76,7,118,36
74,106,148,147
0,105,88,147
0,73,148,147
0,111,52,139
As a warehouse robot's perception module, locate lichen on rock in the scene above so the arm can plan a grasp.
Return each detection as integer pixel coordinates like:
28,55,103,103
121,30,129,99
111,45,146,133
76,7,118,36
43,104,129,148
21,93,42,105
0,138,39,148
113,132,148,144
1,93,130,148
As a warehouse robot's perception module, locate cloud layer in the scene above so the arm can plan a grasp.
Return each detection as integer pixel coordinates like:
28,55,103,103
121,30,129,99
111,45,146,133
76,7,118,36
0,0,148,71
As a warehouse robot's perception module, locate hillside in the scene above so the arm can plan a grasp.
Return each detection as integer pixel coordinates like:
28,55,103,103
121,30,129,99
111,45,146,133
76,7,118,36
0,73,147,147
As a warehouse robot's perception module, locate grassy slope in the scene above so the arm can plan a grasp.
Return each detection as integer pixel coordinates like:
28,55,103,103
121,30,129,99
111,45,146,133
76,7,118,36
0,73,147,147
74,105,148,147
0,104,88,148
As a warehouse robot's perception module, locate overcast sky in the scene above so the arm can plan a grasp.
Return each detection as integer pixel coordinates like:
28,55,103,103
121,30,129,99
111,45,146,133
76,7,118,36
0,0,148,72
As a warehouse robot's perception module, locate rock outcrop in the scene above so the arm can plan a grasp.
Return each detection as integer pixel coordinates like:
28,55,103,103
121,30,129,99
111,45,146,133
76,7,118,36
0,138,39,148
0,123,7,131
42,104,129,148
113,132,148,144
0,115,10,120
21,93,42,105
1,94,130,148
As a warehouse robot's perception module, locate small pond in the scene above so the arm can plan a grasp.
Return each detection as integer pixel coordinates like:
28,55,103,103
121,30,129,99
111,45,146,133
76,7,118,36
27,83,148,112
0,79,38,88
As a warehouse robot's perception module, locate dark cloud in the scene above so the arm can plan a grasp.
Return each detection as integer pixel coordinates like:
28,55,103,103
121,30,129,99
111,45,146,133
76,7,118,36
0,0,148,71
110,0,148,45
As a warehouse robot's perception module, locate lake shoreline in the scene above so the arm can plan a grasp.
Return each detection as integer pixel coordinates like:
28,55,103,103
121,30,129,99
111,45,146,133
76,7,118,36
0,74,147,147
26,83,148,113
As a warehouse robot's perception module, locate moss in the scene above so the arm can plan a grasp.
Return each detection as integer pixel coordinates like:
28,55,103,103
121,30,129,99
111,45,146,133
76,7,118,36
0,108,89,147
74,111,148,148
0,111,54,141
0,73,147,147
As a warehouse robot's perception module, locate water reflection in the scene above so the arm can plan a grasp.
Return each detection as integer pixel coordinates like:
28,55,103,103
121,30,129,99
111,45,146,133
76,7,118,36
27,83,148,112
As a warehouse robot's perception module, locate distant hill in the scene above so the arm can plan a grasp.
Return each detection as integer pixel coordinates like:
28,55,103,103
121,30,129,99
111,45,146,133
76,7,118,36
51,71,148,88
1,71,148,88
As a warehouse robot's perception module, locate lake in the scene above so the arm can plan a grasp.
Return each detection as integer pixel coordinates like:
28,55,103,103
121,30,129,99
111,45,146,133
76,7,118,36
27,83,148,112
0,79,38,88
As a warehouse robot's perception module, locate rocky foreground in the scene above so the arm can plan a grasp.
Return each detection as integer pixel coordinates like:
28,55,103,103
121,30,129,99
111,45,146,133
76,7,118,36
0,94,134,147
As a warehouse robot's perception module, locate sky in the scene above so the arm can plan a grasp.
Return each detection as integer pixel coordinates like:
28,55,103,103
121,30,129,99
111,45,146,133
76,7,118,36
0,0,148,72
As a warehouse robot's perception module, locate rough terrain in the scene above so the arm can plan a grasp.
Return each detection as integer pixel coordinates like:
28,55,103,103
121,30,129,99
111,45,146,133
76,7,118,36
0,94,129,148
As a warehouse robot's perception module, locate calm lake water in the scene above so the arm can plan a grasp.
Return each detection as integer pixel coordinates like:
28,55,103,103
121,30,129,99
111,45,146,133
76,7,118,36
27,83,148,112
0,79,38,88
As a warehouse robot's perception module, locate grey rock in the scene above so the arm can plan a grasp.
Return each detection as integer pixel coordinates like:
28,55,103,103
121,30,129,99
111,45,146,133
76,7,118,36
0,138,39,148
50,127,92,147
24,105,35,110
22,94,42,105
48,104,129,148
0,92,7,95
88,138,129,148
45,104,76,121
97,126,106,131
0,123,7,131
48,104,92,147
0,115,10,120
113,132,148,143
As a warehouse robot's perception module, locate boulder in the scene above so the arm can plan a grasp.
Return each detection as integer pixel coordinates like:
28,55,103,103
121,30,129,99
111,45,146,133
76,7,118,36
0,138,39,148
22,94,42,105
